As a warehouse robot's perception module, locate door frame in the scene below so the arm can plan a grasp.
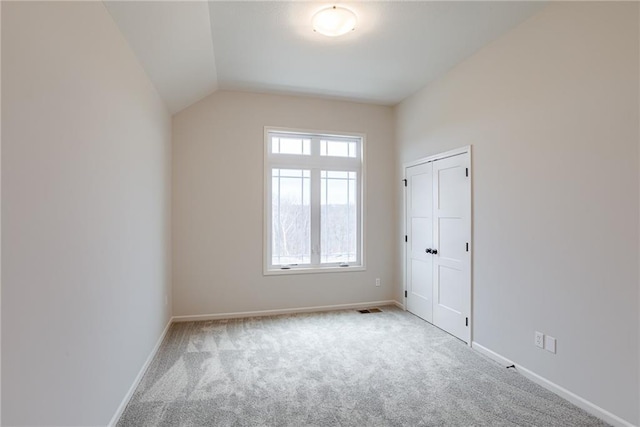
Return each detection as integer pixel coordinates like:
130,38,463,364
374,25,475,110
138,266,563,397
402,145,473,346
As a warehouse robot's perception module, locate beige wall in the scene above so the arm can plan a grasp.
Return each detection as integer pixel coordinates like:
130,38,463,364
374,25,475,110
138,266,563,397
396,2,639,424
172,91,395,316
1,2,172,425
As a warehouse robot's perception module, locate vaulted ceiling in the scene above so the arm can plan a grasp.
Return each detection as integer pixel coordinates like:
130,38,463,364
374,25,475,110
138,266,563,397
104,1,546,114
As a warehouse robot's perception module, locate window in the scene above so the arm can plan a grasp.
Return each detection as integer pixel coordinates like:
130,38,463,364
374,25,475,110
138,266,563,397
265,128,364,273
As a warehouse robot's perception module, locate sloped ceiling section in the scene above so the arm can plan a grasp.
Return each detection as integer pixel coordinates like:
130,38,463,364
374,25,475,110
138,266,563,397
104,1,545,113
104,1,218,114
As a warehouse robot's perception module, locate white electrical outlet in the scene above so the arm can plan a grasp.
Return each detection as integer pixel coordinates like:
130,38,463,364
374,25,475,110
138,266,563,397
375,278,381,287
545,336,556,354
535,331,544,348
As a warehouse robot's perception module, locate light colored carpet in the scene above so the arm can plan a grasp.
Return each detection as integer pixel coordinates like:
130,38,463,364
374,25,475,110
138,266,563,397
117,306,608,426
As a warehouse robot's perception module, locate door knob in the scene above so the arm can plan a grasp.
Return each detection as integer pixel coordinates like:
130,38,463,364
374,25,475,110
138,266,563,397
432,249,438,255
425,248,432,254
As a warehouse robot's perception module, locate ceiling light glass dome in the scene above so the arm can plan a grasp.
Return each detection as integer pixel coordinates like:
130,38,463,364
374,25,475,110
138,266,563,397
312,6,357,37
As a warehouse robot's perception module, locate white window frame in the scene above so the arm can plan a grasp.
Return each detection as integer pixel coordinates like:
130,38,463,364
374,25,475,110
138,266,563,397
263,126,366,275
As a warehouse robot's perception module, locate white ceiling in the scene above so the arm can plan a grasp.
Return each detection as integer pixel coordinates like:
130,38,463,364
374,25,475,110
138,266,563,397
104,1,546,114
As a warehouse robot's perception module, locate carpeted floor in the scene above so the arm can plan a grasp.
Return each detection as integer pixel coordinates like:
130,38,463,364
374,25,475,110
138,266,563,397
117,306,608,426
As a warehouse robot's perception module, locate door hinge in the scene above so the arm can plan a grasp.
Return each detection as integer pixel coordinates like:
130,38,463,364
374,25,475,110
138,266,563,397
405,290,408,298
466,317,469,327
466,242,469,252
403,179,407,187
405,235,408,242
465,167,469,177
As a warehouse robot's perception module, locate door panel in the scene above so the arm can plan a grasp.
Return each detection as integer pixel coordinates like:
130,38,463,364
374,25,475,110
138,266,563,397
411,260,432,300
433,153,471,343
438,218,465,261
437,166,466,212
411,172,431,216
405,162,433,323
437,265,463,314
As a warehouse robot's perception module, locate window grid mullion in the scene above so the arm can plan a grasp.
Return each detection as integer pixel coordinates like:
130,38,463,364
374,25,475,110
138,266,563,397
347,173,351,261
310,167,321,266
277,170,281,265
311,136,321,157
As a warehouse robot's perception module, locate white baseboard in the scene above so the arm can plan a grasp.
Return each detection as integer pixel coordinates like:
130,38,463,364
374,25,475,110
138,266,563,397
472,342,513,365
471,342,636,427
108,318,173,427
393,300,405,310
172,300,400,322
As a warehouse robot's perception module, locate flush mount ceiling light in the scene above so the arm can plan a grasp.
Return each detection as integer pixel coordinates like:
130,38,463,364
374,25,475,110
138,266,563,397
312,6,357,37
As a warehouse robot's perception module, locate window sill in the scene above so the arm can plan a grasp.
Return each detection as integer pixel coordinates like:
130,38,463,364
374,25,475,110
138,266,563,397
263,265,366,276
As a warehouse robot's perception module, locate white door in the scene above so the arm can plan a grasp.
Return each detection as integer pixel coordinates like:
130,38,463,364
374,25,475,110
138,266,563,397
404,150,471,344
405,162,433,323
432,154,471,343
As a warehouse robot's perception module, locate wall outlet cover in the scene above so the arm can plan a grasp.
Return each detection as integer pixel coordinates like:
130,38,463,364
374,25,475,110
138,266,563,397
535,331,544,348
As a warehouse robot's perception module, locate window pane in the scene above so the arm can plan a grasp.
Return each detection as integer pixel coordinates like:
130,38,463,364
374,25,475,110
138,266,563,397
272,137,311,155
272,169,311,266
321,170,358,264
320,139,357,158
